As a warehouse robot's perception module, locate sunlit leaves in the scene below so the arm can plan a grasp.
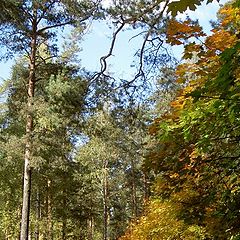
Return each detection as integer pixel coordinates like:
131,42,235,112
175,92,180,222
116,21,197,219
120,197,211,240
140,1,240,239
166,18,205,45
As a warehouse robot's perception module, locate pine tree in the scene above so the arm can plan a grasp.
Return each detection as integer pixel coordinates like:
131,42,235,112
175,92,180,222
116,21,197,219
0,1,100,238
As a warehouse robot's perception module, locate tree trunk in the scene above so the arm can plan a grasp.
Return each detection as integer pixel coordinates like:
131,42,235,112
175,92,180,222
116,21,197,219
103,160,109,240
87,195,94,240
47,179,53,240
20,8,37,240
20,117,33,240
87,216,94,240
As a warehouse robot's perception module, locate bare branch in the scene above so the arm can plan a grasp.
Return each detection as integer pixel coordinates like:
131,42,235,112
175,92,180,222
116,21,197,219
37,20,74,34
90,18,126,82
123,0,171,86
100,21,125,73
35,55,58,67
91,0,171,87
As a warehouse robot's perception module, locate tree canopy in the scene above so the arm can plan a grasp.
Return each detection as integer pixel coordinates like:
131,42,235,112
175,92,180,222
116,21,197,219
1,0,239,240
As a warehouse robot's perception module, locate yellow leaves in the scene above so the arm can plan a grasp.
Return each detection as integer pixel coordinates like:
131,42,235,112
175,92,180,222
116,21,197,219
219,5,240,29
170,86,195,111
119,199,185,240
169,172,180,179
182,147,201,172
163,4,240,119
170,8,239,112
168,3,239,109
205,29,237,52
189,148,199,161
119,196,210,240
166,19,206,46
171,182,200,203
171,95,187,110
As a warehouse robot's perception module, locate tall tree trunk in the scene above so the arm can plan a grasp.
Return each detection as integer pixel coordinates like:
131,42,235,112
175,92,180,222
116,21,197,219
47,179,53,240
87,216,94,240
87,195,94,240
103,159,109,240
20,8,37,240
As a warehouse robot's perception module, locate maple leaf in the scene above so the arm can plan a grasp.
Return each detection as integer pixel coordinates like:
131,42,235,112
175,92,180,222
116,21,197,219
167,0,219,16
168,0,202,16
166,19,205,46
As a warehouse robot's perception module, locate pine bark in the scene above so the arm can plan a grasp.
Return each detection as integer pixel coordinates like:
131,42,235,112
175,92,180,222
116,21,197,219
20,9,37,240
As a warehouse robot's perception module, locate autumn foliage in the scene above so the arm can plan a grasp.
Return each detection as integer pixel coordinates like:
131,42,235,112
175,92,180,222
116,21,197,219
120,1,240,239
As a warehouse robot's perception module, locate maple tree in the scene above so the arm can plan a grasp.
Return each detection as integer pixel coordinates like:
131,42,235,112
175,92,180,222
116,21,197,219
120,1,240,239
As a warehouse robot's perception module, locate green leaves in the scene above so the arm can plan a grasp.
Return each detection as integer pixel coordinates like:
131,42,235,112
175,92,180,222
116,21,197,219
168,0,201,16
219,41,240,80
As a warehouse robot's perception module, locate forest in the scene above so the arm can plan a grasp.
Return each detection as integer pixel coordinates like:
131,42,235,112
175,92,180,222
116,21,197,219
0,0,240,239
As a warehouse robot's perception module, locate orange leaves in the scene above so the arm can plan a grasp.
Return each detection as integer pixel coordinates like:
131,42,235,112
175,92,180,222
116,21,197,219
171,95,187,110
166,19,206,46
148,118,161,135
205,29,237,53
167,4,239,101
168,5,240,114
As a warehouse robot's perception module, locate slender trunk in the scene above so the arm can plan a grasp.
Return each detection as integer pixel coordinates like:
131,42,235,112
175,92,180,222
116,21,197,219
87,196,94,240
130,158,137,218
87,216,94,240
47,179,53,240
20,119,33,240
103,160,109,240
20,8,37,239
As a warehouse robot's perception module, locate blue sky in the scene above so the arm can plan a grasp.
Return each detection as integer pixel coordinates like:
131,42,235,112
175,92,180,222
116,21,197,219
80,0,228,79
0,0,229,81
